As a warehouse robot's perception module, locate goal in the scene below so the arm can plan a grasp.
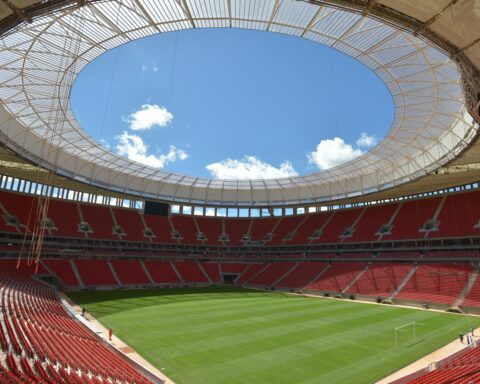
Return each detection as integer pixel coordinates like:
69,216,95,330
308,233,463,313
395,322,425,347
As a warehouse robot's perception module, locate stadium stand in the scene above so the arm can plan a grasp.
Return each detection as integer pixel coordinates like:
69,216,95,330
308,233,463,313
246,262,296,287
143,260,181,284
196,217,224,245
46,199,82,238
200,262,222,283
111,260,150,285
268,215,305,245
173,261,209,283
219,263,250,275
429,191,480,239
74,260,117,286
306,262,367,292
79,204,118,240
142,214,175,244
248,217,279,242
289,213,333,244
0,269,154,383
0,191,36,233
9,257,473,315
407,344,480,384
346,203,399,242
347,263,413,297
275,262,327,289
0,1,479,382
223,218,251,246
462,277,480,308
170,216,203,245
1,190,480,248
41,259,80,287
235,263,268,284
0,259,48,277
313,207,364,243
113,208,146,241
383,197,442,240
396,264,472,305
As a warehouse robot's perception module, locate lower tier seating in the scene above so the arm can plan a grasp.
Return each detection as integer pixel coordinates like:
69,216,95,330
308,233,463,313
2,259,478,310
347,263,413,297
306,262,367,292
0,269,154,383
408,344,480,383
396,264,472,305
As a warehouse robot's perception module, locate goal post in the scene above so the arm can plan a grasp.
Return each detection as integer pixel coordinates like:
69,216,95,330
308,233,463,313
395,322,426,347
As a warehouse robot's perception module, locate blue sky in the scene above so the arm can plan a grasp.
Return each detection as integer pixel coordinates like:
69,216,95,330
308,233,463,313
71,28,393,179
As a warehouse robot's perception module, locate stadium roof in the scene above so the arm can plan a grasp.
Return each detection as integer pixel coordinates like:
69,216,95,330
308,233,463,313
0,0,479,206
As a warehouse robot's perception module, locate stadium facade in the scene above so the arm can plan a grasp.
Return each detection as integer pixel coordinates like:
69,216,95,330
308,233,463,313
0,1,480,384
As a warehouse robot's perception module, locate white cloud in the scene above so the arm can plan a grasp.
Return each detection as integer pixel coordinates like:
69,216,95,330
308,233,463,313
206,156,298,180
116,131,187,169
205,208,216,217
307,137,364,171
99,138,111,149
356,132,377,148
125,104,173,131
141,62,159,72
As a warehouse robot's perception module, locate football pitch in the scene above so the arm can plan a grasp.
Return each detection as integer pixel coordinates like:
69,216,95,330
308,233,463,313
68,287,480,384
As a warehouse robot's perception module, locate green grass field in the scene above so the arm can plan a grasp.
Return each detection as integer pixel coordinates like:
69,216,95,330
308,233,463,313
68,287,480,384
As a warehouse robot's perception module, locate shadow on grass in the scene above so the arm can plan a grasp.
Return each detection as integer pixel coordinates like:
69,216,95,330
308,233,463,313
67,286,286,318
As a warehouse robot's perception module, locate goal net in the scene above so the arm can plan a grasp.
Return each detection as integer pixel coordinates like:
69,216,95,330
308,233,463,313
395,322,425,347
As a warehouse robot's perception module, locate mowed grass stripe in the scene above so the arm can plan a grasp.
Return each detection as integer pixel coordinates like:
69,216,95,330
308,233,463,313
164,305,447,369
153,297,378,344
69,287,480,384
164,304,412,358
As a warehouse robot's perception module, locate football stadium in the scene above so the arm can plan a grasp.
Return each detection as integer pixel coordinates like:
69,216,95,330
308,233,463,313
0,0,480,383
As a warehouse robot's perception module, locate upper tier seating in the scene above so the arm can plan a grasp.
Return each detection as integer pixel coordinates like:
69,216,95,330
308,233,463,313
223,219,251,246
429,190,480,239
46,199,81,238
383,198,442,240
0,191,37,233
289,213,333,245
268,215,305,245
142,215,175,244
346,204,398,242
0,189,479,247
113,208,146,241
196,217,224,245
79,204,117,240
313,208,363,244
170,216,203,245
248,218,279,243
